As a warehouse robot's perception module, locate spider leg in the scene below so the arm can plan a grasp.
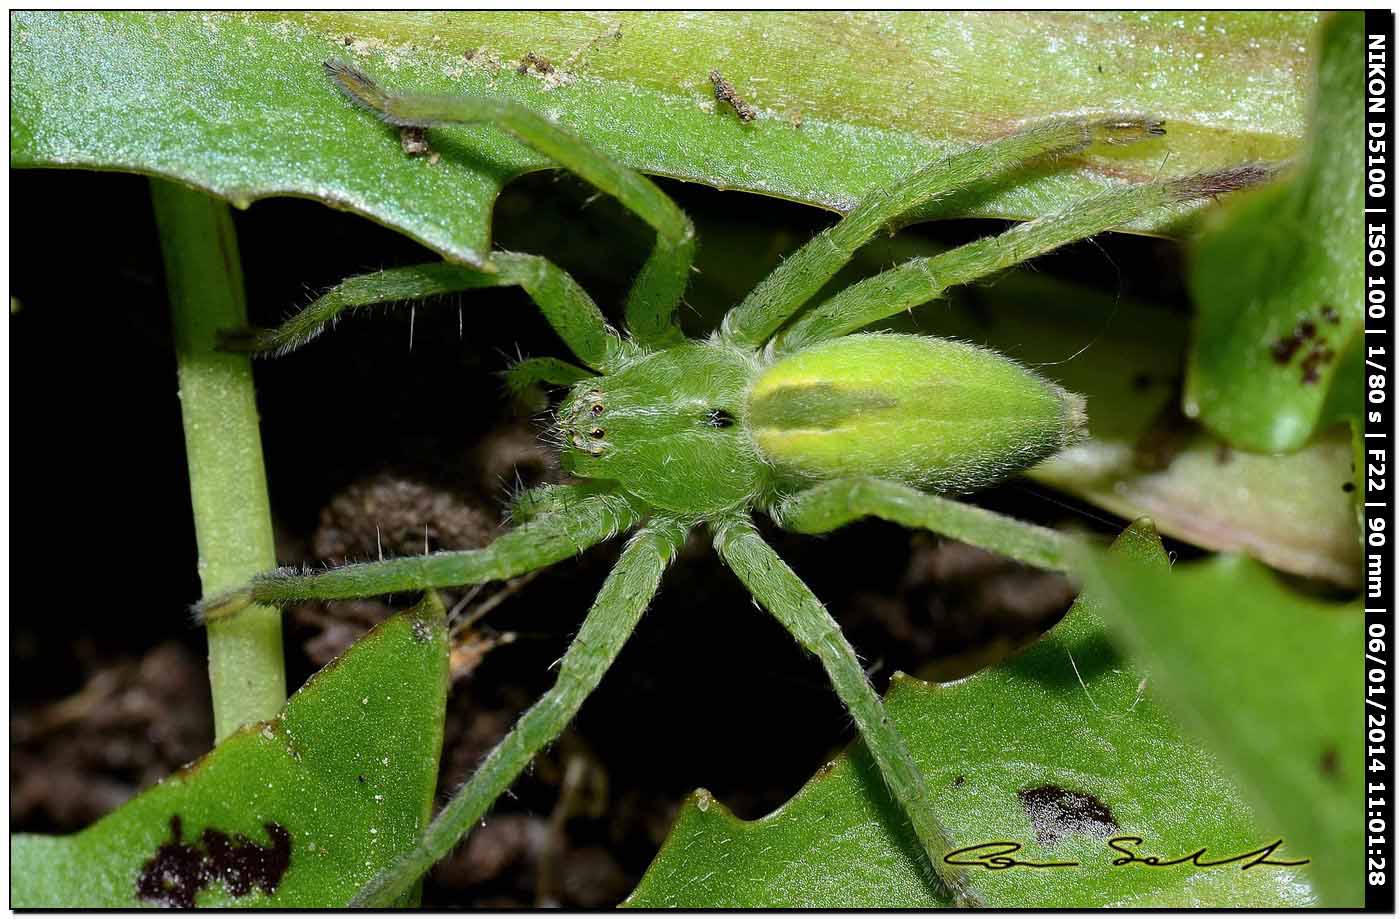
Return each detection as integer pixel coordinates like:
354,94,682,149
770,478,1071,573
351,518,689,907
223,253,625,371
771,165,1273,354
197,486,644,620
503,355,594,399
712,517,982,907
325,60,695,353
219,263,500,357
623,230,694,350
719,116,1168,349
508,481,618,525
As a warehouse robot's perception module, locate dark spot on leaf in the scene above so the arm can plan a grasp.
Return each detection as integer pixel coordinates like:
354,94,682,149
1320,747,1338,778
136,815,292,908
1270,333,1304,365
1344,481,1356,493
1322,304,1340,325
357,774,367,784
1018,785,1118,847
1131,372,1152,391
708,409,736,428
1300,344,1335,385
952,775,966,788
1272,312,1337,381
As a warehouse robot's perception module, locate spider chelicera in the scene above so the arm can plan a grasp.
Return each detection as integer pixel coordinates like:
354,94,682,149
205,60,1263,906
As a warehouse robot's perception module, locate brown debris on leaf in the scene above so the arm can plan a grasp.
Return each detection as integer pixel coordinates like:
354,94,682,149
517,51,555,76
399,126,431,157
709,70,757,123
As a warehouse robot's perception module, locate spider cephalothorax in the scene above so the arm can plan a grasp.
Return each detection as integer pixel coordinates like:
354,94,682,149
206,60,1267,907
555,341,765,516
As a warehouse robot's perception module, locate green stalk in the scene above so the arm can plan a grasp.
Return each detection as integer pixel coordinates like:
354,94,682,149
150,178,285,740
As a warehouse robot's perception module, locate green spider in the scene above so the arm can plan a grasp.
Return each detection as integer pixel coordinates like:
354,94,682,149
206,60,1265,907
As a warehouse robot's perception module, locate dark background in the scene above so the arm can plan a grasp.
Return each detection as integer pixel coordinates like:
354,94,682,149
10,163,1187,906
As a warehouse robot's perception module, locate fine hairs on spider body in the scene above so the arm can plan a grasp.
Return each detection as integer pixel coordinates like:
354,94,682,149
205,59,1269,907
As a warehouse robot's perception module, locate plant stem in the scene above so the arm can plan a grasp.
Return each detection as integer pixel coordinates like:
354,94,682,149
150,178,285,741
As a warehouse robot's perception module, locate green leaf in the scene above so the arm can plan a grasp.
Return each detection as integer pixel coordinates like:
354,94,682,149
1185,12,1363,452
625,523,1314,908
11,595,450,908
1079,549,1364,907
13,11,1315,271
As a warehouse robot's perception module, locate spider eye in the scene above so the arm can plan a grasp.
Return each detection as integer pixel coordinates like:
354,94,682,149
590,403,604,416
589,427,605,439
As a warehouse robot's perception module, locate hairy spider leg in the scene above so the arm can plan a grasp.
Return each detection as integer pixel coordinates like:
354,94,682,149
325,60,695,352
772,167,1272,354
227,252,622,372
503,355,595,397
713,518,982,907
196,487,643,621
222,262,499,357
772,478,1072,573
352,519,689,907
719,116,1167,350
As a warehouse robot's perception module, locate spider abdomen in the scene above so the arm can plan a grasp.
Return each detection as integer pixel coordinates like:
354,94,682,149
747,333,1087,494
